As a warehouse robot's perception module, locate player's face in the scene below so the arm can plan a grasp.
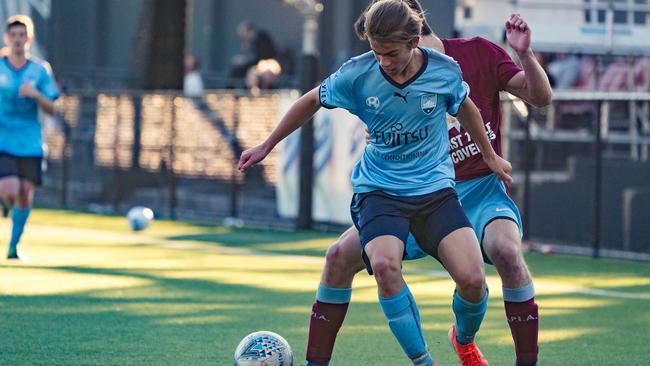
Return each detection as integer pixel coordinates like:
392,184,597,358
4,25,29,54
369,38,416,77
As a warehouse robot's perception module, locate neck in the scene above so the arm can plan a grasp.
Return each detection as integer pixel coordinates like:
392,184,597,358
396,47,423,81
8,52,27,65
420,35,444,54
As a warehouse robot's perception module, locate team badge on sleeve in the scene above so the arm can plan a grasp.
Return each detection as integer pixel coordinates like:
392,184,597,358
420,94,437,115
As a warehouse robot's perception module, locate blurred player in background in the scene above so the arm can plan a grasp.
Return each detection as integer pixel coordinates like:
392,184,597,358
240,1,515,364
0,15,60,260
304,1,552,366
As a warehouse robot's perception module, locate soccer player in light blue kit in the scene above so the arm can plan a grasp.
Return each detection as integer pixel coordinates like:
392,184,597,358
0,15,60,260
239,1,512,364
305,2,552,366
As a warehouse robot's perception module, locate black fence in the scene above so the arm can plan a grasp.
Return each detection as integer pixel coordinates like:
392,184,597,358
38,89,650,258
503,91,650,259
40,90,293,227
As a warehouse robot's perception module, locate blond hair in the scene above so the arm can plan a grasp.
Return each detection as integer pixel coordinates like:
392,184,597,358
360,0,423,44
6,14,34,38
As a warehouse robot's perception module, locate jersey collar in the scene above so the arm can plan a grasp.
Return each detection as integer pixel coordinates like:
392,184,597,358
379,47,428,90
3,56,31,73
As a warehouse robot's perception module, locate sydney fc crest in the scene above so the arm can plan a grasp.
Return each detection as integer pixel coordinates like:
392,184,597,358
420,94,437,115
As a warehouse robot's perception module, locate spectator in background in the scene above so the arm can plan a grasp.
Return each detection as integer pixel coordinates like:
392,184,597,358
574,55,597,90
245,58,282,90
183,54,204,97
599,56,631,91
633,57,650,91
230,21,277,80
547,53,581,89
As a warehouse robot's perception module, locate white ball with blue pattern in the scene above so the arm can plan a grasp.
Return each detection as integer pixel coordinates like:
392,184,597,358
234,331,293,366
126,206,154,231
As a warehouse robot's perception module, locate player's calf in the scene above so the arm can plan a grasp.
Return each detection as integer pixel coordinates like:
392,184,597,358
484,225,538,366
306,228,363,365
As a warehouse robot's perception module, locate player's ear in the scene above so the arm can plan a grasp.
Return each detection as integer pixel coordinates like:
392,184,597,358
410,35,420,49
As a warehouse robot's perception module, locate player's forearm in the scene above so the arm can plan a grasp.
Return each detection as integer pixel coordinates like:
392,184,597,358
34,93,56,115
262,87,321,151
457,99,497,160
516,49,553,107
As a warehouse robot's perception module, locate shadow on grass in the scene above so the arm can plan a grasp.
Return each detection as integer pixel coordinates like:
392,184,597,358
2,261,650,365
166,228,339,257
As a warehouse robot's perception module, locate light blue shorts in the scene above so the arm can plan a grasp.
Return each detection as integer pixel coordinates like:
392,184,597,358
404,173,522,264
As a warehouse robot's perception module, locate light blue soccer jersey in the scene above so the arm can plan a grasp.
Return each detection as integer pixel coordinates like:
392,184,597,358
0,57,60,157
319,47,468,197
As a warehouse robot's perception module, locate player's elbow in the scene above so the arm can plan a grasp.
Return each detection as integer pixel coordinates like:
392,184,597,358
534,90,553,108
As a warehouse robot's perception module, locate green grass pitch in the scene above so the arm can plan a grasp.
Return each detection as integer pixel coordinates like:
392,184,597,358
1,209,649,365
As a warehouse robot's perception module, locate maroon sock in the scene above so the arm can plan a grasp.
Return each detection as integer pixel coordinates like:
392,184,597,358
505,298,539,365
306,300,350,363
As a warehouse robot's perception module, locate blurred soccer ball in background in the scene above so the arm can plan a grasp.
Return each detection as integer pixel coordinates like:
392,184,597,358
234,331,293,366
126,206,154,231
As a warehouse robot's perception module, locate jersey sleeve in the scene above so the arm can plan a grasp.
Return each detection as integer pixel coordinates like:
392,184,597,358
445,60,469,117
37,62,60,100
319,59,357,114
476,37,522,90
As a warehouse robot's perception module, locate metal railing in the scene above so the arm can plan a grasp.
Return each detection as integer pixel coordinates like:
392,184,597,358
502,91,650,259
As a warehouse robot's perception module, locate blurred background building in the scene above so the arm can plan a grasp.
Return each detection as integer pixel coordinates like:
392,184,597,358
7,0,454,90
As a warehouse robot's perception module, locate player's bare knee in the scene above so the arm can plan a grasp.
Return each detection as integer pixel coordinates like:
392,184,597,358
325,243,354,269
457,271,486,295
459,273,485,293
371,257,401,286
485,233,521,265
0,192,17,206
325,243,344,267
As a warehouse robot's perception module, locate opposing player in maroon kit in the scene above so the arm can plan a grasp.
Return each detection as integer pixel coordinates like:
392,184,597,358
304,2,552,366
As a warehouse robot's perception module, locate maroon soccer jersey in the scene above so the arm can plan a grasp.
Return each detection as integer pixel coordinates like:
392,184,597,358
442,37,522,180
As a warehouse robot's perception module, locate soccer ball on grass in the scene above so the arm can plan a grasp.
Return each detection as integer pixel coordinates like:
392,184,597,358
234,330,293,366
126,206,154,231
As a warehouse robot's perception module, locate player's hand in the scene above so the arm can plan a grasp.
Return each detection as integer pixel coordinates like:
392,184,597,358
505,13,531,54
19,83,40,99
364,126,370,145
238,143,272,172
484,154,513,184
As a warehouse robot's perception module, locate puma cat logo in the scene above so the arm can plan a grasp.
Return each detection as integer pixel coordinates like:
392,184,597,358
393,91,410,103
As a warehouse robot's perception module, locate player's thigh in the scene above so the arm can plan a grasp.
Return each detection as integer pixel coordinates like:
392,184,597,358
457,173,522,264
438,227,485,288
482,218,523,263
351,191,411,275
0,176,20,201
410,188,473,260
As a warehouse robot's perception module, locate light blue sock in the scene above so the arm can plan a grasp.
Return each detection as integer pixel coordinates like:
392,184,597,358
379,285,432,365
503,283,535,303
9,207,31,249
316,284,352,304
452,287,489,345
